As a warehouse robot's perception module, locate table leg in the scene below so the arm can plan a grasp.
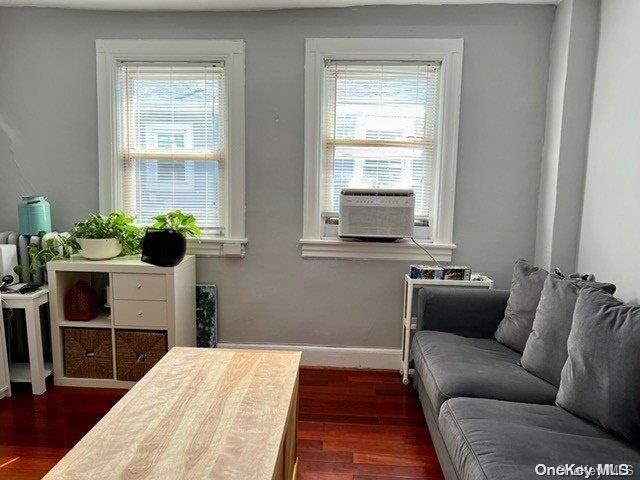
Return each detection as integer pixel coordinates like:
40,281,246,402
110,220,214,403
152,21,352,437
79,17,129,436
400,280,407,374
25,305,46,395
402,286,414,385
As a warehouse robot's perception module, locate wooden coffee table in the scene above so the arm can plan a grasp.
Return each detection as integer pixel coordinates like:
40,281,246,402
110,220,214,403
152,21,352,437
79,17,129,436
44,347,301,479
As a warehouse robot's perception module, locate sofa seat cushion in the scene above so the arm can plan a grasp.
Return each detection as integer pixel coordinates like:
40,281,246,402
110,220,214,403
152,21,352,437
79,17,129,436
411,331,557,413
439,398,640,480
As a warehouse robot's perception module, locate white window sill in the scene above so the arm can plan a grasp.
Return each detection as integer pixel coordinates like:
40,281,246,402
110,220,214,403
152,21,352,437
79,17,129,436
187,237,247,258
299,238,455,262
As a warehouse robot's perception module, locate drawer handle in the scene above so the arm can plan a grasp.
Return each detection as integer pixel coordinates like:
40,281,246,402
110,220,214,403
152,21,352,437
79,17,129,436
136,283,142,289
136,353,146,363
85,349,95,358
137,311,143,317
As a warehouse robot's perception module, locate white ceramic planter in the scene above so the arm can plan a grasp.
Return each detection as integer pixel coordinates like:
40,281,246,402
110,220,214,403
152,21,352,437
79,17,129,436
76,238,122,260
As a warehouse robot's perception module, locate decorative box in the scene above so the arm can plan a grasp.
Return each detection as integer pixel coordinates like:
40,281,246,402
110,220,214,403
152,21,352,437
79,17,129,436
410,265,444,279
63,328,113,379
443,266,472,281
115,330,167,381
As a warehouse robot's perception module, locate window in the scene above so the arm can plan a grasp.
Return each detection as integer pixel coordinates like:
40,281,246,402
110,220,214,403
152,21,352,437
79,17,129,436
302,39,463,261
97,40,246,257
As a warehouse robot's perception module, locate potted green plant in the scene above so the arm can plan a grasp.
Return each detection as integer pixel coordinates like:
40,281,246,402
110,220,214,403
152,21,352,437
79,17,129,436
141,210,201,266
73,212,141,260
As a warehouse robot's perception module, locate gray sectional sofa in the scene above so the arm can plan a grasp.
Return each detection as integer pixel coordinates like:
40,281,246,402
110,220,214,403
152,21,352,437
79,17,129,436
411,286,640,480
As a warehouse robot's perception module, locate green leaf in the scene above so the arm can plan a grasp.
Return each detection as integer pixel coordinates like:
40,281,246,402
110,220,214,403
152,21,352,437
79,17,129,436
150,209,201,238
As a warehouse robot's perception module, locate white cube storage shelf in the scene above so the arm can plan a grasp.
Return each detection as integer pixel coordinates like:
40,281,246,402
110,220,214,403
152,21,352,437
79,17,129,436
47,255,196,389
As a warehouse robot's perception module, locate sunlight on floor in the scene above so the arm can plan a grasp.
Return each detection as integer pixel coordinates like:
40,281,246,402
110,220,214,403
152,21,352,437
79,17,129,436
0,458,20,469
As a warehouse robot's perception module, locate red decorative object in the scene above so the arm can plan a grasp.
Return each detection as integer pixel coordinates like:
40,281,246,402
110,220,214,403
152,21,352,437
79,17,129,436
64,280,98,321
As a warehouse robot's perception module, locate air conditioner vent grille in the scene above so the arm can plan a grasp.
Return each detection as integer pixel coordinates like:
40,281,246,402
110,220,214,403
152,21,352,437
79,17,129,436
339,188,415,240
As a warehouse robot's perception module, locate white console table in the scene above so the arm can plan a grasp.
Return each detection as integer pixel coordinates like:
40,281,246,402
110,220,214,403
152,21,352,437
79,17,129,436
401,275,494,384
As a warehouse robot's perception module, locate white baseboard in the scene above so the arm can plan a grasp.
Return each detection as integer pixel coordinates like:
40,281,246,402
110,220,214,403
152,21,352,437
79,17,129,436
217,342,402,370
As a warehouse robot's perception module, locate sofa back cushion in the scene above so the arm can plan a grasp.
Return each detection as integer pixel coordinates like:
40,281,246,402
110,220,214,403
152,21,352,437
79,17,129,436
521,275,616,387
557,287,640,447
494,259,548,352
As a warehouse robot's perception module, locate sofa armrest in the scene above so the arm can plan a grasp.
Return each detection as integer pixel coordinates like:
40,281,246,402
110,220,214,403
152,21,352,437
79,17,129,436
416,287,510,338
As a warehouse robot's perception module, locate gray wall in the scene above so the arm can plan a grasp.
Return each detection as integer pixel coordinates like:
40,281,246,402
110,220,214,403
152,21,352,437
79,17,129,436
577,0,640,304
0,5,554,348
534,0,598,273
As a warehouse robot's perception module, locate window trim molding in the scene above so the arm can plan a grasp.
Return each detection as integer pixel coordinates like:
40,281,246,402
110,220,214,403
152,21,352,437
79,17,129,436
302,38,463,261
96,39,246,257
300,238,455,261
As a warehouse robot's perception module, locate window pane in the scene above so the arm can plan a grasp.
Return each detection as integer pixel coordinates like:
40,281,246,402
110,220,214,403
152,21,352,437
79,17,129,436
334,66,430,142
327,145,432,217
156,132,186,149
128,69,222,152
133,159,221,229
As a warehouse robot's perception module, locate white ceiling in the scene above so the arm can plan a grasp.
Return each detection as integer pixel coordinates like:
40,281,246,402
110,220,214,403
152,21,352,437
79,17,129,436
0,0,559,11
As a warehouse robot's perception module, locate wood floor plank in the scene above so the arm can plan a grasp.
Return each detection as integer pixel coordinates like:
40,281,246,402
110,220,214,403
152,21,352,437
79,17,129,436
299,460,438,477
322,440,438,459
0,368,444,480
353,452,435,467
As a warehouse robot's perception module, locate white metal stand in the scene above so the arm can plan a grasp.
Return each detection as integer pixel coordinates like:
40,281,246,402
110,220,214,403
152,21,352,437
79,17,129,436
1,288,51,395
401,275,494,385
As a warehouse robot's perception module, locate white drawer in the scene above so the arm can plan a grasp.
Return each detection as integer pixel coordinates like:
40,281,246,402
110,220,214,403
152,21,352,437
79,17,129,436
113,300,167,328
112,274,167,301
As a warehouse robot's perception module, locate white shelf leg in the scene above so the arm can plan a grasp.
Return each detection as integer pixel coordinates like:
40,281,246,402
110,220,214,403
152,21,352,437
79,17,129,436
25,304,46,395
402,284,414,385
400,279,408,374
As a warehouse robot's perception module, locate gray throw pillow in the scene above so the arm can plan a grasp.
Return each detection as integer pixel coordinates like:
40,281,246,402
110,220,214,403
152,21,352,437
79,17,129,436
521,275,616,387
494,259,548,352
557,287,640,447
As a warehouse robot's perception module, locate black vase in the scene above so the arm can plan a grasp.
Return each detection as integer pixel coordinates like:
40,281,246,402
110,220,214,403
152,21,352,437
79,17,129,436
141,228,186,267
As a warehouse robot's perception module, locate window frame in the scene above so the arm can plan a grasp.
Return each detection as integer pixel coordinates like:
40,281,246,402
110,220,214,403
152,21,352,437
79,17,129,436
96,39,246,257
302,38,463,261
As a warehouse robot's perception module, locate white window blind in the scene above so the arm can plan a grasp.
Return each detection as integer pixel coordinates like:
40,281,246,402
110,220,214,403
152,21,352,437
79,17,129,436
118,62,226,236
322,61,441,220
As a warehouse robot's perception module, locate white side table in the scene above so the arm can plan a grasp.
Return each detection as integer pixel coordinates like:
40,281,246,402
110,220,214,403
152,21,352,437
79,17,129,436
1,287,51,395
401,275,494,384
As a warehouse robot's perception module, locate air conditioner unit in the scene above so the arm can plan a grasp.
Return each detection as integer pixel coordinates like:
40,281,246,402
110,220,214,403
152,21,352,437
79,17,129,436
339,188,415,240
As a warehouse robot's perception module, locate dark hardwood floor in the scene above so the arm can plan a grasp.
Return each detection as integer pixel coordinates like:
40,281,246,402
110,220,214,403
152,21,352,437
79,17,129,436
0,368,444,480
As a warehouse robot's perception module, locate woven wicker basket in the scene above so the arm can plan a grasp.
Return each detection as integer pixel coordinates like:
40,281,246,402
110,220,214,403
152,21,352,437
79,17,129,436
115,330,167,381
63,328,113,379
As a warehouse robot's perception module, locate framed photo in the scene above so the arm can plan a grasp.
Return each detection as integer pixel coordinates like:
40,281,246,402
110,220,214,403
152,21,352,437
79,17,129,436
196,284,218,348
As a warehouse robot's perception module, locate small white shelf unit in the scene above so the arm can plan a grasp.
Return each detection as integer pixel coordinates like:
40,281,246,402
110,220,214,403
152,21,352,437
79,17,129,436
9,362,54,383
401,274,494,384
47,255,196,389
1,288,52,395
